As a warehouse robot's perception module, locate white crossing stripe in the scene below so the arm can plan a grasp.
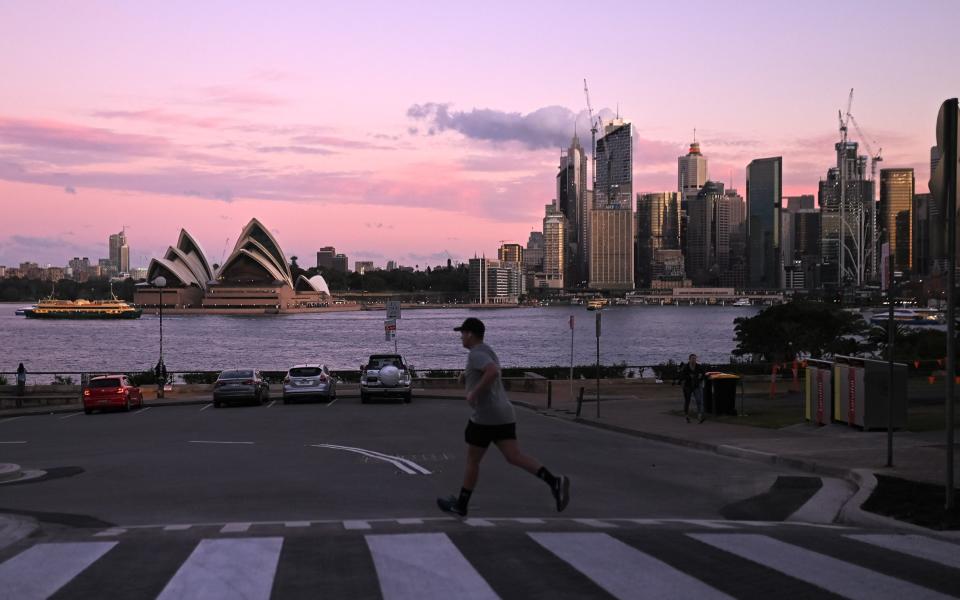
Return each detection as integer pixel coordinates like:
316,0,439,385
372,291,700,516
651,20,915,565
846,534,960,570
157,537,283,600
396,518,424,525
366,533,500,600
94,527,127,537
514,518,545,524
690,533,955,600
0,541,117,600
220,522,251,533
573,518,617,529
681,520,737,529
464,518,495,528
164,524,192,531
530,532,733,600
284,521,311,528
344,520,372,530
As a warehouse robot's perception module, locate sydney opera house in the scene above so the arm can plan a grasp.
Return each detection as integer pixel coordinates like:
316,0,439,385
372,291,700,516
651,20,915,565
134,219,331,313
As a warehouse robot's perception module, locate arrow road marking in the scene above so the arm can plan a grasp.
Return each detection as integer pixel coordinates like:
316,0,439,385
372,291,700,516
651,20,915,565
312,444,432,475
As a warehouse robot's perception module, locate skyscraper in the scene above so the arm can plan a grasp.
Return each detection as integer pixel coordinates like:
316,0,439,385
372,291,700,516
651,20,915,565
746,157,782,289
785,195,815,211
316,246,336,270
913,193,940,277
543,203,566,289
557,135,588,286
818,142,875,287
685,181,734,286
109,229,130,273
635,192,680,287
595,119,632,208
678,140,708,205
880,168,915,274
524,231,545,274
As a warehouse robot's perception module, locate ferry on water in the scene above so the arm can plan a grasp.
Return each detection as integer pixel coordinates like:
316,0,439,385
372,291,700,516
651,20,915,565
586,298,607,311
732,298,752,307
869,308,944,326
23,298,142,319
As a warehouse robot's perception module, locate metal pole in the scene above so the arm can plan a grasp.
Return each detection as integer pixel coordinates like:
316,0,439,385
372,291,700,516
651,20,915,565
596,334,600,419
945,100,957,511
887,256,894,468
570,318,574,405
159,286,163,362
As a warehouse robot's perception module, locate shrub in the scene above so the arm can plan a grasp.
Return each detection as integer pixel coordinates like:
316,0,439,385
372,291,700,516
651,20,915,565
182,372,219,384
0,374,7,385
128,371,158,386
53,374,74,385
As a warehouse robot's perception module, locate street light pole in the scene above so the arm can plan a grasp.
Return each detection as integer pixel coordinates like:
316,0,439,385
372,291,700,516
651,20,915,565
152,276,167,399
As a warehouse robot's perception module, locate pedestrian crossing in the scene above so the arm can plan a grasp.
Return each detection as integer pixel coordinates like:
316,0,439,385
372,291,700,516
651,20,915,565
0,529,957,599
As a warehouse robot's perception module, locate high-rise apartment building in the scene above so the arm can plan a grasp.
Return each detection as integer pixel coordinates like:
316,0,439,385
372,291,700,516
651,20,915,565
879,168,915,274
354,261,374,275
316,246,337,270
109,229,130,273
913,193,940,277
469,258,522,304
542,203,566,289
746,157,782,289
523,231,545,274
498,243,524,264
678,140,708,205
635,192,680,288
557,135,588,286
595,119,632,208
685,181,735,286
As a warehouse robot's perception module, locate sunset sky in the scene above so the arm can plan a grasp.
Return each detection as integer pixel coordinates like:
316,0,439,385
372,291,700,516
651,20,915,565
1,0,957,268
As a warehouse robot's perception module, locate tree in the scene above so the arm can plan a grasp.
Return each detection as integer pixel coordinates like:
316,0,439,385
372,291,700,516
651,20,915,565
732,300,871,362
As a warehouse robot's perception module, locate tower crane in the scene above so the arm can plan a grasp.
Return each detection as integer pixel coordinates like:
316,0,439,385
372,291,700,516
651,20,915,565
583,79,599,191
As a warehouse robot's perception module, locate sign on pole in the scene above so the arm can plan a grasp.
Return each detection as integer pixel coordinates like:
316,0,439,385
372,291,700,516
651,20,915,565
384,318,397,341
386,301,402,320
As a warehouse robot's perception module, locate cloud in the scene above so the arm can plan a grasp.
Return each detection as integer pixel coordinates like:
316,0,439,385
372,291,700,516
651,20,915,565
0,117,169,158
408,103,589,149
256,145,336,155
64,186,76,194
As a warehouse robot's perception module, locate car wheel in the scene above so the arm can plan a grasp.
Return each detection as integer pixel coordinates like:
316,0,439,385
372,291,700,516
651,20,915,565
124,396,131,412
214,400,222,408
84,408,92,415
360,392,368,404
404,393,412,404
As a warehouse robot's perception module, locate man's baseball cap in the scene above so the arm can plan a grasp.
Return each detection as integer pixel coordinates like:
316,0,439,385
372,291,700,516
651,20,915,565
454,317,485,336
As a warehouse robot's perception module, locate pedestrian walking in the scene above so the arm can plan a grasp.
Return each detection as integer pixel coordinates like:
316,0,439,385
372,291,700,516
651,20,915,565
437,317,570,517
677,354,707,423
15,363,26,409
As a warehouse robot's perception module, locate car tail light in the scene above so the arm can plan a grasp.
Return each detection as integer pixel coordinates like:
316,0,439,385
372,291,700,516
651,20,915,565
283,376,290,384
318,374,327,382
242,380,254,385
117,388,124,394
83,389,90,396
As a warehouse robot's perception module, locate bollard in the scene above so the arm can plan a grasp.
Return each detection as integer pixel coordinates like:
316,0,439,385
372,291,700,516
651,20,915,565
547,380,552,409
576,386,584,417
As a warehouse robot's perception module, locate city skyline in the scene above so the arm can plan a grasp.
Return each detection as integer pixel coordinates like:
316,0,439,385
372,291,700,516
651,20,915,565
1,1,957,266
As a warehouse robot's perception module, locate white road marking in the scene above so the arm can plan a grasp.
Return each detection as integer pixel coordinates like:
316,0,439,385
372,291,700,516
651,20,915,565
312,444,432,475
220,523,251,533
628,518,664,525
0,417,24,425
344,520,372,530
93,528,127,537
690,533,955,600
157,537,283,600
0,441,26,444
573,519,617,529
396,518,424,525
366,533,499,600
58,412,83,420
0,541,117,600
531,532,732,600
267,400,276,408
200,403,213,411
189,440,255,445
846,534,960,570
284,521,311,528
514,518,545,524
464,519,495,528
681,520,737,529
164,525,192,531
326,397,337,407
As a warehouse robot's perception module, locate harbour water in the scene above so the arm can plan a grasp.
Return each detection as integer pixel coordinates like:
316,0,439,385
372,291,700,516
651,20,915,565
0,304,760,372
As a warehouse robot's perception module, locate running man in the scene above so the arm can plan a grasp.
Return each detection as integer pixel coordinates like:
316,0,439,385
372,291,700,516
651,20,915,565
437,317,570,517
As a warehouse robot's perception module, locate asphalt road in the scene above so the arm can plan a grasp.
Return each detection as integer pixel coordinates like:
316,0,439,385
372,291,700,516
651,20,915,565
3,395,803,526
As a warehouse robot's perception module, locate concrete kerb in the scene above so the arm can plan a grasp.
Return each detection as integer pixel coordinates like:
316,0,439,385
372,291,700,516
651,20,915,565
0,512,38,551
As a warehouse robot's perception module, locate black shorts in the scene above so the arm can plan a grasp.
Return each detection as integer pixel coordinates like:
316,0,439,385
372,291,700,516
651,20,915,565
464,421,517,448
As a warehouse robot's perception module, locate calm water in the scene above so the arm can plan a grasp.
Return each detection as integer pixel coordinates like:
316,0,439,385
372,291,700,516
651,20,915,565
0,304,759,372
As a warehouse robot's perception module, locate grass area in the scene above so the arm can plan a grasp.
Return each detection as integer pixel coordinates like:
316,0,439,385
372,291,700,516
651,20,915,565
666,402,806,429
862,475,960,530
908,406,954,432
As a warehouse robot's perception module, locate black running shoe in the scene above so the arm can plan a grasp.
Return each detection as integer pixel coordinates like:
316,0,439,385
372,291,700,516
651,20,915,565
552,475,571,512
437,495,467,517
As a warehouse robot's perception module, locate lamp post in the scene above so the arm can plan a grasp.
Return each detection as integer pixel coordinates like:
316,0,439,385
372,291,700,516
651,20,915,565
152,276,167,398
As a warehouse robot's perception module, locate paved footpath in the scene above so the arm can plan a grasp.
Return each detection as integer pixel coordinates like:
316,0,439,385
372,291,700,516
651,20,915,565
1,519,958,599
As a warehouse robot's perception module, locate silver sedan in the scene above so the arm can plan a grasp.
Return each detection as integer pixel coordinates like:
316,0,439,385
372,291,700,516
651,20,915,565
282,364,337,403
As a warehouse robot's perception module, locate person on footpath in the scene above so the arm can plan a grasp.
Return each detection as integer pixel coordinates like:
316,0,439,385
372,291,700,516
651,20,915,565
677,353,707,423
15,363,26,408
437,317,570,517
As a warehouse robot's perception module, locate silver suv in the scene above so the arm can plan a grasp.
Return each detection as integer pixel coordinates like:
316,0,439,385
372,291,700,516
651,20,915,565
360,354,412,404
282,364,337,403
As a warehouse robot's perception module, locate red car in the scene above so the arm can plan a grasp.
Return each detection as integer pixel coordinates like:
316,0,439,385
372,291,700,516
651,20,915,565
83,375,144,414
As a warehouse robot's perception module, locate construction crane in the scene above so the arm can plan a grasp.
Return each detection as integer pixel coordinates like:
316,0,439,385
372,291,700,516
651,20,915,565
583,79,599,191
219,237,231,266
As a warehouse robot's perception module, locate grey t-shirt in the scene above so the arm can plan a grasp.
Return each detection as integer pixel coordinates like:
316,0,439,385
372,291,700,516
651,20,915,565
464,342,516,425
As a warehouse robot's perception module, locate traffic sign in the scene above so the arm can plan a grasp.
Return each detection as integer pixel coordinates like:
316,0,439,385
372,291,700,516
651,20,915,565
386,301,402,319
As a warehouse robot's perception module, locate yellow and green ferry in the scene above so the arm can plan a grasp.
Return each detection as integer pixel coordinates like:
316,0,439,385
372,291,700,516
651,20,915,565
24,298,142,319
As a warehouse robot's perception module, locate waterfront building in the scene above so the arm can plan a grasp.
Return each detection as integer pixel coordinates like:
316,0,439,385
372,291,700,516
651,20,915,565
498,242,524,264
635,192,680,288
355,261,374,275
137,219,329,312
589,204,634,290
468,257,521,304
746,157,783,289
880,168,915,275
818,142,875,287
557,135,589,286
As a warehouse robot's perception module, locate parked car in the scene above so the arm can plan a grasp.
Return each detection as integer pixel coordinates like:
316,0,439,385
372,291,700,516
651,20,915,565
360,354,412,404
213,369,270,407
282,364,336,403
83,374,144,414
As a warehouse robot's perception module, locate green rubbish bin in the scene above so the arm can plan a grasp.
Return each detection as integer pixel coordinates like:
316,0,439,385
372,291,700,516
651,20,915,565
704,372,740,415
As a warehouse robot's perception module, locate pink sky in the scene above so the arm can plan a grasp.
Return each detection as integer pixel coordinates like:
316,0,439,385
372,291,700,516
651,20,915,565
1,1,956,268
